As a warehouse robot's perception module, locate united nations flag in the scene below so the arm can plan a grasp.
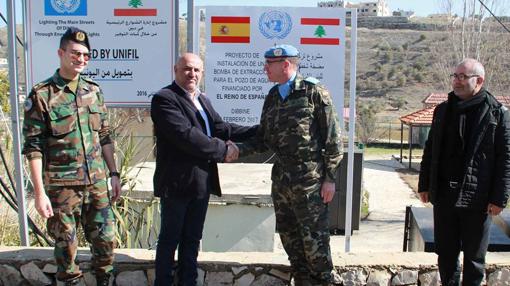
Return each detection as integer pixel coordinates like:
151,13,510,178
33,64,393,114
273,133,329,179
258,11,292,40
45,0,87,16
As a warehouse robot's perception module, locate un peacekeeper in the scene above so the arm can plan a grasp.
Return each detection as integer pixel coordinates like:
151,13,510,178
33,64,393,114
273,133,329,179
22,27,120,286
238,44,343,286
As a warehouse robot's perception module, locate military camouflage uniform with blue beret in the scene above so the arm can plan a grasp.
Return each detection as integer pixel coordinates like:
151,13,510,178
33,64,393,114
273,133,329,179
240,69,343,285
22,69,116,282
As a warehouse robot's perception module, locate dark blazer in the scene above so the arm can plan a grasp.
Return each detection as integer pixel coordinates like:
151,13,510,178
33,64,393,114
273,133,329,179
151,82,257,198
418,89,510,209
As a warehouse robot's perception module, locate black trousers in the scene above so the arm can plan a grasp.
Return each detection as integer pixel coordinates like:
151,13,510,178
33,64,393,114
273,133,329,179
155,194,210,286
433,202,491,286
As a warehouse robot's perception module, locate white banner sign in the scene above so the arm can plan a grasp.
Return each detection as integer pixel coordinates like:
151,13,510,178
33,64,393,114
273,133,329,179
204,6,346,125
25,0,175,106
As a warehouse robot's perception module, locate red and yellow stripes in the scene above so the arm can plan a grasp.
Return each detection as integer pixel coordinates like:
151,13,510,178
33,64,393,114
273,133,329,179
211,16,250,43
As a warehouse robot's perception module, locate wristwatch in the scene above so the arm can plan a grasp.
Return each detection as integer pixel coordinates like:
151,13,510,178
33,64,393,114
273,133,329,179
109,171,120,178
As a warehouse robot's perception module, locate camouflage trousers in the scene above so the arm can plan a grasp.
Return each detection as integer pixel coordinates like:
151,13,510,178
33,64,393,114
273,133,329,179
272,181,333,285
46,180,116,282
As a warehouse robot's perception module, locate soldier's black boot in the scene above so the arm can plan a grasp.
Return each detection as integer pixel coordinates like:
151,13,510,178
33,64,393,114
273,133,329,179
292,272,313,286
61,277,81,286
96,274,112,286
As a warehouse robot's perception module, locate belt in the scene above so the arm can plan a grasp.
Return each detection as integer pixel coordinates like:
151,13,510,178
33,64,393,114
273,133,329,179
448,180,459,189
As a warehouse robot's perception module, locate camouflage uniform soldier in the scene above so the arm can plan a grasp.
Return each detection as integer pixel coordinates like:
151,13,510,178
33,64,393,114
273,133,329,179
22,27,121,286
239,45,342,286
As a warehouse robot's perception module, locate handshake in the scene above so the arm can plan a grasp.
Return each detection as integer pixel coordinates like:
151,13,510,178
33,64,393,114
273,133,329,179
225,140,239,163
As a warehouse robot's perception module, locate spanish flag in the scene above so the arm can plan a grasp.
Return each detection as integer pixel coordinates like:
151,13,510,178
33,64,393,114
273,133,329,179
211,16,250,43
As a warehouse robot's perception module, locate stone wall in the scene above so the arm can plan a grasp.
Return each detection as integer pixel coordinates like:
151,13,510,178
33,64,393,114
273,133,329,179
0,247,508,286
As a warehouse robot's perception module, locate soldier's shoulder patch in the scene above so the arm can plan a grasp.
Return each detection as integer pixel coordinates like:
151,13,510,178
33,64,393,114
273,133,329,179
81,76,100,86
32,79,51,91
24,98,33,111
304,77,320,85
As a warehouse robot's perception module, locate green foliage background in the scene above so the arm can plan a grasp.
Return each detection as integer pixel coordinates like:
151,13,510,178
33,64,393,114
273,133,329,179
0,71,10,113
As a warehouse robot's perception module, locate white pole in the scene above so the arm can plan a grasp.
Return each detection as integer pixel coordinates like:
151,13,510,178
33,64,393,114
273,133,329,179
22,0,30,92
186,0,194,52
174,0,180,62
193,7,201,54
6,0,29,246
345,8,357,253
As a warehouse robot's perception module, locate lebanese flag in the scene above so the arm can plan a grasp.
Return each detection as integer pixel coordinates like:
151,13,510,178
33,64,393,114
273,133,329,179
114,5,157,16
300,18,340,45
210,16,250,43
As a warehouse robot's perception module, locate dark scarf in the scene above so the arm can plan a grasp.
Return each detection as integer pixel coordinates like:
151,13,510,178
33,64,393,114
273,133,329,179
439,90,487,184
449,91,487,151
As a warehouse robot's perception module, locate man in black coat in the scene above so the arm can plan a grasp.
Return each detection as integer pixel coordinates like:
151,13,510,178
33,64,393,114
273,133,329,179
151,53,256,286
418,58,510,286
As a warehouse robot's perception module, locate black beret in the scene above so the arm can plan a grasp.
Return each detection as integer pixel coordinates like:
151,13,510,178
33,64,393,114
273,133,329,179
60,27,90,50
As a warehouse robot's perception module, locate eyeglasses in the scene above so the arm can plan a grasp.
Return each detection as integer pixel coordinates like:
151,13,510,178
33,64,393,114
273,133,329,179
264,59,286,65
68,50,91,61
450,73,479,81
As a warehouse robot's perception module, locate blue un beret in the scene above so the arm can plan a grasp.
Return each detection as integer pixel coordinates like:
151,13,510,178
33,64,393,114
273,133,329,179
60,27,90,50
264,44,299,58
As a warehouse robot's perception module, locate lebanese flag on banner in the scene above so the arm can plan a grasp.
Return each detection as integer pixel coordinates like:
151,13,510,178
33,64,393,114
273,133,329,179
300,18,340,45
114,1,157,17
210,16,250,43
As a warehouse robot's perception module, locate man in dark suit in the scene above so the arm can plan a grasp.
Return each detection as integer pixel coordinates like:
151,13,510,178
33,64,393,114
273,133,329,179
151,53,256,286
419,58,510,285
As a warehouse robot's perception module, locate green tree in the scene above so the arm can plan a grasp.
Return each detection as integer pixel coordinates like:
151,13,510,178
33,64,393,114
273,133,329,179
356,101,382,144
314,26,326,38
388,67,397,79
129,0,143,8
413,59,426,71
389,96,407,111
382,51,393,64
0,72,10,113
396,75,407,87
414,72,424,82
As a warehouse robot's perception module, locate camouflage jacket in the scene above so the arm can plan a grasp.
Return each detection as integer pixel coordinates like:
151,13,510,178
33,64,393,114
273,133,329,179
22,70,113,186
240,74,343,185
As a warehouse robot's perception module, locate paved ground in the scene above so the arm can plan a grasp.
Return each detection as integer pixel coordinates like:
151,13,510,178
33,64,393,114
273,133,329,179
330,155,424,253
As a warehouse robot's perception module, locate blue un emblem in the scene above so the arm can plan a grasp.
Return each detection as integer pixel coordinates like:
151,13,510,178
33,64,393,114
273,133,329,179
45,0,87,16
258,11,292,40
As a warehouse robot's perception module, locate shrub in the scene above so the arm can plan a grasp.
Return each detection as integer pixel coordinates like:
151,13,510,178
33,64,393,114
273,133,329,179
389,96,407,110
382,52,393,64
414,73,425,82
396,75,407,87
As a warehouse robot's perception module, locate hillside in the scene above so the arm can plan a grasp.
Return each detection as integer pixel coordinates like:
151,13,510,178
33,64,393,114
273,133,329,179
344,18,510,121
352,27,449,117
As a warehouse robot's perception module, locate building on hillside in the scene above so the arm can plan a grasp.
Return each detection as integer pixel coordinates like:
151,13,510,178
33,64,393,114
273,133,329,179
393,9,415,18
427,13,456,20
317,0,391,17
317,0,345,8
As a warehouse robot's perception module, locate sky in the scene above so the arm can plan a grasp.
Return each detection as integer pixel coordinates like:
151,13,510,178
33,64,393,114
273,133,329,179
190,0,443,17
0,0,507,26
